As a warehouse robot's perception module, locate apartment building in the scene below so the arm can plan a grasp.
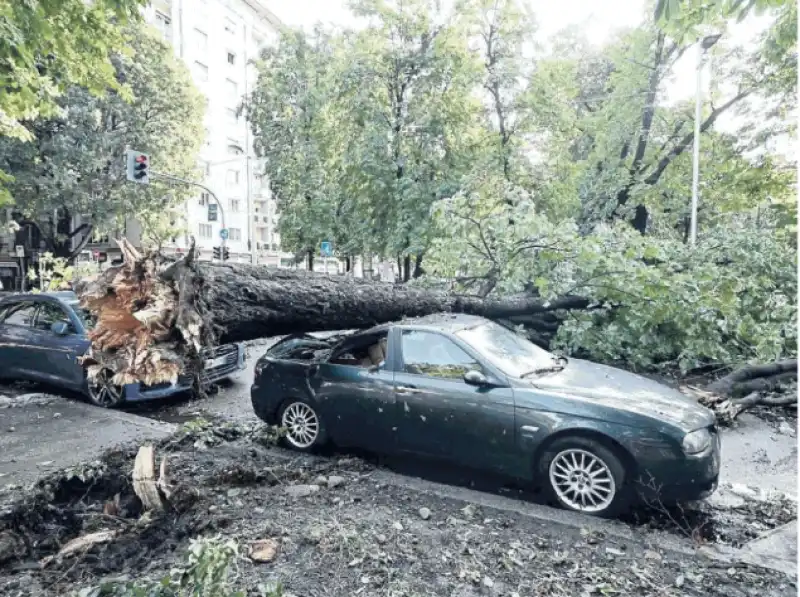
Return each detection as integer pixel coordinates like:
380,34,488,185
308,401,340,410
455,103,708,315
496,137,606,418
141,0,293,266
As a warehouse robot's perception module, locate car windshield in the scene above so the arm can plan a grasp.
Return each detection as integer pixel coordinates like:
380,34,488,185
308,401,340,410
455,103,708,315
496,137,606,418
70,303,97,330
456,321,557,378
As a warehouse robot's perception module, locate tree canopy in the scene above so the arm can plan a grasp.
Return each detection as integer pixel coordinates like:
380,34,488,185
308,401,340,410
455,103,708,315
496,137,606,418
0,22,205,259
0,0,146,203
244,0,795,371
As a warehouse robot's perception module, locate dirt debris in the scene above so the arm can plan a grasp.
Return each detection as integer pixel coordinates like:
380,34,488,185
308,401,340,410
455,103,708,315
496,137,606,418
0,420,795,597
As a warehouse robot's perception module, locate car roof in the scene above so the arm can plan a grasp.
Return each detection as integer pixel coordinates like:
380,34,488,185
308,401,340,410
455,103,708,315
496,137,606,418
352,313,489,339
0,290,78,306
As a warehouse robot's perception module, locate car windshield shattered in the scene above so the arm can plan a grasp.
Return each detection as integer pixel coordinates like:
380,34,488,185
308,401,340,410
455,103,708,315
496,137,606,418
456,321,557,378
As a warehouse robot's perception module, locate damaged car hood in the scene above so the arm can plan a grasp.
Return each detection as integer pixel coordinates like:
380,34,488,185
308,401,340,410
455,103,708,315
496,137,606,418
528,359,715,431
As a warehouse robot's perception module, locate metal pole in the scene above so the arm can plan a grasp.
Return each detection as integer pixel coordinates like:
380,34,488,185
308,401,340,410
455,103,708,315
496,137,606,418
689,43,703,247
150,172,226,257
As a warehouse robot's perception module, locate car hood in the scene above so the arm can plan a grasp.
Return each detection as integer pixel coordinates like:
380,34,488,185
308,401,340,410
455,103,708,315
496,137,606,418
527,359,714,431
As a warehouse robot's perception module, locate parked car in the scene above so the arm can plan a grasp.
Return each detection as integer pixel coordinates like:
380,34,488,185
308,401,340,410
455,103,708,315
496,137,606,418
0,291,246,407
251,313,720,517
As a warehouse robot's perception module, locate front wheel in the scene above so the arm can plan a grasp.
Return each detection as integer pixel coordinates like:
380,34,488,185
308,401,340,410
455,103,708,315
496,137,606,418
278,399,327,452
540,437,627,518
86,370,125,408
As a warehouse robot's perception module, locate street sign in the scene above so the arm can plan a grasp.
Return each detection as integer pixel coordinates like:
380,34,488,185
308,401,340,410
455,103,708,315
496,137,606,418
320,241,333,257
208,203,218,222
14,246,24,258
220,228,229,240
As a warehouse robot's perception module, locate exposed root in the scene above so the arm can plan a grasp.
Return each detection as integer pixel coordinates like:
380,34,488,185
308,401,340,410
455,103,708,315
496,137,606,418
75,238,214,387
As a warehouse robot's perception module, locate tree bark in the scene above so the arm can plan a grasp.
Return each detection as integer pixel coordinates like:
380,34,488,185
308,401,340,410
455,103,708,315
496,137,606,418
708,359,797,397
75,240,591,386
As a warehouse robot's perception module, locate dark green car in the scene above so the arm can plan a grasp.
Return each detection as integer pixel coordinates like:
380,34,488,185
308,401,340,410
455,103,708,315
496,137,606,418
251,314,720,517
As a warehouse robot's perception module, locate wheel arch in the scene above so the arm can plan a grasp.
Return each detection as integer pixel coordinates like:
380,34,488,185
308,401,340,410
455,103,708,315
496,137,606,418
532,428,638,479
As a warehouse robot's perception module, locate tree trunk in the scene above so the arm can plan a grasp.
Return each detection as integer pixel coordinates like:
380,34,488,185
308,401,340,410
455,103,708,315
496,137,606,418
74,240,591,386
708,359,797,398
402,255,411,283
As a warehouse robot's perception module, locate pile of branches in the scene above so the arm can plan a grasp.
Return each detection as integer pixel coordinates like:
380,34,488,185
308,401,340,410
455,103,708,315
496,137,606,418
682,359,798,424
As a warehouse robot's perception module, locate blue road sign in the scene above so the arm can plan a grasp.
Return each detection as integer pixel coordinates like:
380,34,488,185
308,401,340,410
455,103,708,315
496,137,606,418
320,241,333,257
220,228,229,240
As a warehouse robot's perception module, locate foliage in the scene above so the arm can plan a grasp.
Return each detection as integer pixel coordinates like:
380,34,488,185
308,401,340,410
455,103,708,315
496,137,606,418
25,252,95,292
426,191,796,370
0,21,204,260
0,0,145,203
246,0,796,370
76,536,285,597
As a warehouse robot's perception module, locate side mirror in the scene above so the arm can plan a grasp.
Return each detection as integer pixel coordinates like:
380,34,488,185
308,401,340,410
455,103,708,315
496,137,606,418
50,321,70,336
464,369,488,386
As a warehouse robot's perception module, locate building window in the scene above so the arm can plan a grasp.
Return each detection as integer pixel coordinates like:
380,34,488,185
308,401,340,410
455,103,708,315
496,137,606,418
199,192,209,206
154,11,172,42
194,61,208,82
198,160,210,177
226,170,240,187
227,143,243,156
229,199,241,212
194,28,208,54
226,108,238,124
227,51,236,65
228,228,242,241
204,128,212,148
225,78,238,102
199,224,212,238
224,17,237,35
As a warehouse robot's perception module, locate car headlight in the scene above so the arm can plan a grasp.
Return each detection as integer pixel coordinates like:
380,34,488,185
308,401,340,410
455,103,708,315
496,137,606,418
682,428,712,454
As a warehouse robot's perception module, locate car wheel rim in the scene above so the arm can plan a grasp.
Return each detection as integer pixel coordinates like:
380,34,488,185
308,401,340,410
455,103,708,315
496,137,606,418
549,448,616,513
89,371,122,407
281,402,319,449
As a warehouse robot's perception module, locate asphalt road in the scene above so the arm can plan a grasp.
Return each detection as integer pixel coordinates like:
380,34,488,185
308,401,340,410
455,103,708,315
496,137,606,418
0,397,174,488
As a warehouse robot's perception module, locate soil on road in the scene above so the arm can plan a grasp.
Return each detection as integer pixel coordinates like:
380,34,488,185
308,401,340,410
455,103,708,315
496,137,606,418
0,422,795,597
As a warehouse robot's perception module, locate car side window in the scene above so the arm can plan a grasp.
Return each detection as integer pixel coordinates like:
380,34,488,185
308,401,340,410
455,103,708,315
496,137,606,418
0,302,37,327
401,330,482,380
34,303,73,333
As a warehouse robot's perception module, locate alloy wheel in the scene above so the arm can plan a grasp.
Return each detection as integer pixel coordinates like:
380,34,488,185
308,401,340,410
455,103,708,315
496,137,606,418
548,448,616,513
87,370,123,408
281,402,320,449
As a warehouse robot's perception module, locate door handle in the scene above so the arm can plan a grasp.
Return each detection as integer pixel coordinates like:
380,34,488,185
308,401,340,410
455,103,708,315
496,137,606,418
396,385,422,394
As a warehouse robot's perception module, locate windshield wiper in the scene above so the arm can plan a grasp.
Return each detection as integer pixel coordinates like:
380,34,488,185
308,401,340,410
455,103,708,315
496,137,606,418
521,365,565,378
521,356,568,378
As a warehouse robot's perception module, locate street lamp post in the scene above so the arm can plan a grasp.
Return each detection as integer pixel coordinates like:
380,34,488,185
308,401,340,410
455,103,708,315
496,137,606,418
689,33,721,247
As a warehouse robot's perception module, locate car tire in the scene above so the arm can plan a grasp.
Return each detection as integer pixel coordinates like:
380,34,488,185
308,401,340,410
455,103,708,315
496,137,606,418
278,399,328,453
539,436,628,518
85,370,125,408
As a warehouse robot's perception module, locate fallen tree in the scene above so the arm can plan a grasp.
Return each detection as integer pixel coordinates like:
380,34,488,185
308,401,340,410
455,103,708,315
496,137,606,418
75,239,591,386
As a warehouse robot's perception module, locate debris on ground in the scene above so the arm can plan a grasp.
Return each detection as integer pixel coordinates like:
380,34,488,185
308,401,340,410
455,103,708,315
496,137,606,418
0,419,795,597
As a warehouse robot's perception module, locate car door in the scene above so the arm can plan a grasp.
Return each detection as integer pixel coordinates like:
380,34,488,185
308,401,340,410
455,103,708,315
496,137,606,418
29,300,88,388
394,328,518,475
310,331,397,452
0,300,39,380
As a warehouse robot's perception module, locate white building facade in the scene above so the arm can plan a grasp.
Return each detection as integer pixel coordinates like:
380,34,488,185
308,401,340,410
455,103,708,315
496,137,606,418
143,0,291,266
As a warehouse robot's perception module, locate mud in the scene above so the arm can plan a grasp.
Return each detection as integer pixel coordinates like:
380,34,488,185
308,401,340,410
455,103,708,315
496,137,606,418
0,421,796,597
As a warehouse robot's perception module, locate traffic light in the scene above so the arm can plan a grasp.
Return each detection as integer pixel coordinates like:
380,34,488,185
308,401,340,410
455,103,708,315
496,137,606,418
125,150,150,184
222,247,230,261
212,246,221,260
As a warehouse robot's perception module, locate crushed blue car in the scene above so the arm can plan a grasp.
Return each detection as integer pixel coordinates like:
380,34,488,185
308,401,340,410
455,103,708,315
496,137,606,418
0,290,245,407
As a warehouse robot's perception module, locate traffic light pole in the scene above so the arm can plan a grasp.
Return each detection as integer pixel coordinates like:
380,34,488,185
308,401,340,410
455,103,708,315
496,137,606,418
150,172,226,257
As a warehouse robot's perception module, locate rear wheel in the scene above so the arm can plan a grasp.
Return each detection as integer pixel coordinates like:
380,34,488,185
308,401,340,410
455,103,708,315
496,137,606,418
278,399,327,452
539,436,627,518
86,370,125,408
